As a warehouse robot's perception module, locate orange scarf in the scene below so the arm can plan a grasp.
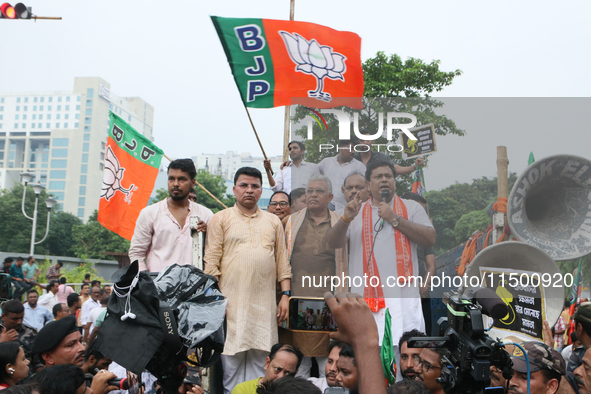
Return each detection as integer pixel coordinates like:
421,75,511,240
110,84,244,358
362,196,412,312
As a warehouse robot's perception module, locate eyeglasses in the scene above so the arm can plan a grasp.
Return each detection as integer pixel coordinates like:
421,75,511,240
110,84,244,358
412,355,442,373
306,188,327,195
269,201,289,207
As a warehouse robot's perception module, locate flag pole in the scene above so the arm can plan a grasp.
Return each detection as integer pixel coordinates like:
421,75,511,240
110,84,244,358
243,106,273,175
282,0,296,162
163,154,228,209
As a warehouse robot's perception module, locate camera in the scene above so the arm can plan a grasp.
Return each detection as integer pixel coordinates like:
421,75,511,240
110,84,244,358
408,288,513,394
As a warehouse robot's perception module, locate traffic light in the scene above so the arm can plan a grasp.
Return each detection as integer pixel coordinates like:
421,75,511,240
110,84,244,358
0,3,31,19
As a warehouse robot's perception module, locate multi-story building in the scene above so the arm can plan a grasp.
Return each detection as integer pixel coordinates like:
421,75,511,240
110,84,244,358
0,77,154,221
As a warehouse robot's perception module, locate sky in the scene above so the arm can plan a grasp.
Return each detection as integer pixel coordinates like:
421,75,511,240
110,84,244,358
1,0,590,191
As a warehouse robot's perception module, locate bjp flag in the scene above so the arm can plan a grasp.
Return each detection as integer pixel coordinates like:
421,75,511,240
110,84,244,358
211,16,364,109
98,113,163,240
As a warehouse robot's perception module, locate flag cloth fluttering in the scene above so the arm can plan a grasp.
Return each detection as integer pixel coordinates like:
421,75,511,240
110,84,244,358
528,152,536,165
411,165,426,196
98,113,163,240
211,16,364,109
380,309,396,384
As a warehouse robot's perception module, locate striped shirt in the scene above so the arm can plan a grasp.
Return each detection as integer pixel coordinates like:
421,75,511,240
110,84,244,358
204,206,291,355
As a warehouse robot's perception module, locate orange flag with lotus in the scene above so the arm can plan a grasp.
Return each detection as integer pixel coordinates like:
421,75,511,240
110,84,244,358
98,113,163,240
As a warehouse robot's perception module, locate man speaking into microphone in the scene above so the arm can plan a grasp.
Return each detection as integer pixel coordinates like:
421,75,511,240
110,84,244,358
327,160,435,379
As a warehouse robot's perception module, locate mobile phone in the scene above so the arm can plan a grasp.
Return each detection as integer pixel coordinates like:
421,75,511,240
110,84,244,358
324,388,349,393
287,297,337,332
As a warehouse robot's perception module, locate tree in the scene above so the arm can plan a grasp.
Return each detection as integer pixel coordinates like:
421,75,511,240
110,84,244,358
426,174,517,255
45,211,82,257
0,183,59,254
71,210,130,260
153,170,235,213
293,51,464,196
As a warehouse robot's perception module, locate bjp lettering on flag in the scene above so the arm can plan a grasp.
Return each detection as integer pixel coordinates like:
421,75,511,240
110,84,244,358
98,113,163,240
211,16,364,109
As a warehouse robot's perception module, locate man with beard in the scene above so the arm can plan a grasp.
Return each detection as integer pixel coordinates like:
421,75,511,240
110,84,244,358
267,191,291,222
264,141,319,195
129,158,214,272
399,330,426,380
509,342,565,394
336,344,359,394
414,348,446,394
308,341,346,391
31,315,86,367
0,301,38,363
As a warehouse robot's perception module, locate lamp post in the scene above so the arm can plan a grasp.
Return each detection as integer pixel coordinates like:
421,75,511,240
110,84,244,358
20,172,56,255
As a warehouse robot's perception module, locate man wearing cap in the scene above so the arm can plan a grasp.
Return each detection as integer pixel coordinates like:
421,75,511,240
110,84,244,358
567,302,591,373
509,341,565,394
31,315,86,367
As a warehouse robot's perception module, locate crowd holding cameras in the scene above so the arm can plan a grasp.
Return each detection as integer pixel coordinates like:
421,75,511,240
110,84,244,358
0,138,585,394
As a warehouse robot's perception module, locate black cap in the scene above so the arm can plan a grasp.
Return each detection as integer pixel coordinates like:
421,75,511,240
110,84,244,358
31,315,79,355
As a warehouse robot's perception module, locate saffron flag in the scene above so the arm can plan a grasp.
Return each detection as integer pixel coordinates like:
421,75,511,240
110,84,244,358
411,166,426,196
380,309,396,384
98,113,163,240
211,16,364,109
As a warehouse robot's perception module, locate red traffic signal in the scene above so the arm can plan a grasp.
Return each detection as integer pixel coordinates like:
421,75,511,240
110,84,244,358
1,3,31,19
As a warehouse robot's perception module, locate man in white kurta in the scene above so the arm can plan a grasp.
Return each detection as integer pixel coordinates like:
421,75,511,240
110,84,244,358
327,159,435,379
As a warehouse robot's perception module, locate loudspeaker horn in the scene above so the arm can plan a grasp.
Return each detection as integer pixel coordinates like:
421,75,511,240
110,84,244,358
507,154,591,261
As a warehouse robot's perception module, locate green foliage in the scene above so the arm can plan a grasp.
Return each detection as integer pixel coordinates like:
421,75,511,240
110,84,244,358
292,51,464,195
45,211,82,256
454,208,491,244
427,174,517,255
153,170,235,213
71,210,130,260
0,183,62,254
62,262,105,284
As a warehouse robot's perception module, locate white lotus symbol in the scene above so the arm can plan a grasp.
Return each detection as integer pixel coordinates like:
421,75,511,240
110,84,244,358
279,31,347,102
101,146,135,201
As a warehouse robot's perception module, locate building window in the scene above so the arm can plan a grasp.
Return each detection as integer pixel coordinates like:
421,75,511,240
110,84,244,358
64,123,68,128
32,115,36,120
83,134,90,141
76,105,80,110
58,97,62,102
31,123,35,128
81,164,87,174
38,123,41,128
24,97,28,103
51,159,67,168
40,97,44,102
46,123,50,128
56,114,60,120
49,181,65,190
128,115,131,122
78,197,85,206
86,99,93,107
65,114,69,120
75,122,79,128
85,108,92,116
48,97,52,102
80,175,86,184
85,117,91,125
39,106,43,111
50,170,66,179
53,138,68,147
22,123,25,128
82,143,89,152
15,115,19,120
16,98,20,103
84,126,90,132
79,186,86,195
34,97,38,103
99,163,104,171
55,123,60,128
16,106,19,111
52,192,64,201
65,105,69,111
82,153,88,163
87,88,94,97
66,97,70,102
33,106,37,111
47,114,51,120
39,114,43,120
23,106,27,111
101,141,105,149
52,149,68,157
77,208,84,218
14,123,18,128
48,106,51,111
57,105,61,111
77,96,80,102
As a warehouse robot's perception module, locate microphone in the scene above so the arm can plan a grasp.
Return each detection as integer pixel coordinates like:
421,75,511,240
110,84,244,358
107,378,130,390
474,287,509,320
380,189,391,203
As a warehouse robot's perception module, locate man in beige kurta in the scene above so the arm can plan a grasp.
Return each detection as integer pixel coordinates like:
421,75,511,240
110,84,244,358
204,167,292,394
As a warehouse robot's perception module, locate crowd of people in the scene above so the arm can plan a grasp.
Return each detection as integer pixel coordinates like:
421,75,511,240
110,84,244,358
0,137,586,394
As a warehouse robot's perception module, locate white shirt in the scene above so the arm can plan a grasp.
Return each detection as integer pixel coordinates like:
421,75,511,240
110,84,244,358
80,298,101,325
38,292,59,311
271,160,320,194
318,156,366,210
308,377,329,392
128,198,214,272
562,345,573,362
346,198,433,346
88,306,106,332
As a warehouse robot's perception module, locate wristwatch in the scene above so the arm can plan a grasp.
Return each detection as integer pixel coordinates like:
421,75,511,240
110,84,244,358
391,215,400,228
281,290,292,297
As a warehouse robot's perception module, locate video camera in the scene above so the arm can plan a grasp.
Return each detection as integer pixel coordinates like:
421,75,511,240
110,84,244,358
408,287,513,394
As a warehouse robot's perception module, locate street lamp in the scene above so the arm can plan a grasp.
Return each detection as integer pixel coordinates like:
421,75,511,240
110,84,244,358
20,172,55,255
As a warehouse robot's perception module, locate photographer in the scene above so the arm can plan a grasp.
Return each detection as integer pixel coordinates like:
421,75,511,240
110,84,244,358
413,348,445,394
508,342,565,394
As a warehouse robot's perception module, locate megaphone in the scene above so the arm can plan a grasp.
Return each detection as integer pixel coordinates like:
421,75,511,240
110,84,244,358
507,154,591,261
